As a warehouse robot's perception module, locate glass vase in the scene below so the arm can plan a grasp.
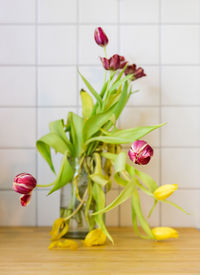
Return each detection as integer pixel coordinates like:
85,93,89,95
60,161,90,239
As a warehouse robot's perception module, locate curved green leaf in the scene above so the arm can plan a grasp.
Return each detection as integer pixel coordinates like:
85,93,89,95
135,169,158,192
86,123,165,145
92,183,113,243
80,89,94,119
48,152,74,195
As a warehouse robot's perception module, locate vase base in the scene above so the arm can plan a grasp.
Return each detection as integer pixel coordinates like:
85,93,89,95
64,231,88,240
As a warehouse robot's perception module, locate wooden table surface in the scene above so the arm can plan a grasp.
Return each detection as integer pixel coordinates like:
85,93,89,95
0,227,200,275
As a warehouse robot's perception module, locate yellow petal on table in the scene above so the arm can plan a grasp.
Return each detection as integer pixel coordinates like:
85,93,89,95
153,184,178,200
152,227,179,241
48,239,78,250
83,228,106,247
50,218,69,241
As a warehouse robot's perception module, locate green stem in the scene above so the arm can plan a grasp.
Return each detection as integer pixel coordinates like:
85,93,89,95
103,46,107,83
37,183,54,187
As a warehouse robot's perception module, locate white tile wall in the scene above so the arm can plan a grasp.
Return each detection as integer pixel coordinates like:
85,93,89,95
0,0,200,228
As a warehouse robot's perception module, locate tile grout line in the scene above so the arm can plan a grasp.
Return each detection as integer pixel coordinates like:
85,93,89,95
76,0,79,111
0,22,200,26
159,0,162,227
35,0,39,227
117,0,121,227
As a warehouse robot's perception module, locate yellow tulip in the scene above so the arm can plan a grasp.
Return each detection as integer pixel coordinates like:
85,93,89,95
48,239,78,250
152,227,179,241
153,184,178,200
50,218,69,241
83,228,106,247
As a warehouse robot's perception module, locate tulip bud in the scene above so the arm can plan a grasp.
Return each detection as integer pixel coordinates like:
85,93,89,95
154,184,178,200
152,227,179,241
125,64,146,80
83,228,106,246
100,54,127,71
128,140,153,165
94,27,108,47
13,173,36,194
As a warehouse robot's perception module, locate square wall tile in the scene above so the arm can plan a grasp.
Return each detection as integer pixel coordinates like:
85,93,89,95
106,190,119,227
120,26,159,64
0,108,36,147
38,0,77,23
161,190,200,227
79,0,117,23
161,107,200,146
0,191,36,226
120,107,160,147
120,192,160,226
0,149,36,189
120,0,159,23
126,148,160,185
37,107,76,138
38,26,76,65
0,0,35,23
79,25,118,65
127,66,160,106
37,190,60,226
161,66,200,105
162,148,200,189
161,26,200,64
161,0,200,23
0,26,35,64
37,151,62,188
38,67,77,106
0,67,36,106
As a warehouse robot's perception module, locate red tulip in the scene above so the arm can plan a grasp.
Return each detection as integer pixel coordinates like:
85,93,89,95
100,54,127,71
13,173,36,206
125,64,146,80
128,140,153,165
94,27,109,47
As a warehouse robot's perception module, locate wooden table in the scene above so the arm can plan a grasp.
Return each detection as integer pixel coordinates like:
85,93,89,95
0,227,200,275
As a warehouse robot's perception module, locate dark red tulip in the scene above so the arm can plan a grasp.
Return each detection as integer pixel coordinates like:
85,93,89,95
100,54,127,70
94,27,109,47
128,140,153,165
125,64,146,80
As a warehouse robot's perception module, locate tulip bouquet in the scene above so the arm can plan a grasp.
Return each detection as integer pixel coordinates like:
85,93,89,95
13,27,187,248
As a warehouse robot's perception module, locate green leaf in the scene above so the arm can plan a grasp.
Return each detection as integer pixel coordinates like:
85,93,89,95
92,183,113,243
163,199,190,215
79,71,102,104
87,123,165,145
36,133,70,174
89,174,110,187
135,169,158,192
83,103,117,141
49,119,73,154
80,89,94,119
115,152,127,173
132,186,154,239
92,180,135,216
48,152,74,195
70,113,84,157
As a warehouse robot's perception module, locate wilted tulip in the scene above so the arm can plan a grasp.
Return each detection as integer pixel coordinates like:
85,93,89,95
13,173,36,207
94,27,109,47
152,227,179,241
83,228,106,246
100,54,127,70
154,184,178,200
128,140,153,165
125,64,146,80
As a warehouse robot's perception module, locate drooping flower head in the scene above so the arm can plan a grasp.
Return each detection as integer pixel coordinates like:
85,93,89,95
125,64,146,80
13,173,36,206
100,54,127,71
94,27,109,47
152,227,179,241
128,140,153,165
154,184,178,200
